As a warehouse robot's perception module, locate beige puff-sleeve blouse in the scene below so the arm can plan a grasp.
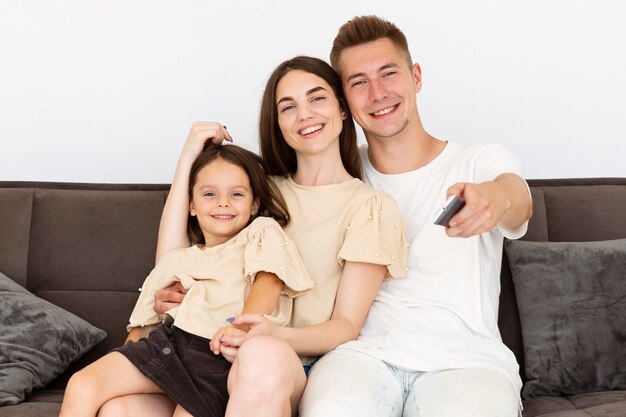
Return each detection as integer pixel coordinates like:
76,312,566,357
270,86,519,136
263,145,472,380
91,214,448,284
127,216,313,339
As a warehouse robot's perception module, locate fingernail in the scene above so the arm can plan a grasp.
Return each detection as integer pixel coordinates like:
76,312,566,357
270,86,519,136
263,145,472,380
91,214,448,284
226,316,235,323
219,337,226,343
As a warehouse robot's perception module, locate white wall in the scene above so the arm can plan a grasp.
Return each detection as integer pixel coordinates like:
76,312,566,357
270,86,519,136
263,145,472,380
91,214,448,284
1,0,625,183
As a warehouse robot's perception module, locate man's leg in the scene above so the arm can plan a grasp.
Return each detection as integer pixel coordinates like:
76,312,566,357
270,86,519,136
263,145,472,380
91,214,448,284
299,349,404,417
404,368,519,417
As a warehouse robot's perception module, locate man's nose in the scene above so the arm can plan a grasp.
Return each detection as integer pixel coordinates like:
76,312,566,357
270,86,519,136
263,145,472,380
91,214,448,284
369,79,388,101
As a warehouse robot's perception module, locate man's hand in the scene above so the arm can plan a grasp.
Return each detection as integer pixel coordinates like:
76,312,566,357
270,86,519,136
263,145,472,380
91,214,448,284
445,174,531,238
445,181,510,238
154,282,187,319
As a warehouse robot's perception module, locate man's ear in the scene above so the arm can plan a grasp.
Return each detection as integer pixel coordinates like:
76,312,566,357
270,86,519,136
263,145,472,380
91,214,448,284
412,63,422,93
251,198,260,216
189,199,196,216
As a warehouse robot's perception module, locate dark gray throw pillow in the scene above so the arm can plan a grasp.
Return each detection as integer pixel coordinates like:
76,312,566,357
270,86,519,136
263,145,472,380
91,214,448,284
0,272,106,405
504,238,626,400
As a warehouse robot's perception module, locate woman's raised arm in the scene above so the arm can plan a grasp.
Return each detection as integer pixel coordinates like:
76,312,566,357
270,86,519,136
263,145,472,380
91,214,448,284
155,122,231,262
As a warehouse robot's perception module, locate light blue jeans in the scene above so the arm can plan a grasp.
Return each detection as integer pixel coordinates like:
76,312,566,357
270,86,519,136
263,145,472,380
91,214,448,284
299,349,519,417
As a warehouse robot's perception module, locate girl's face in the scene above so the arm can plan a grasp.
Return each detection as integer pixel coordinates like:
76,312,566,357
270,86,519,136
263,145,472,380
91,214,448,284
189,158,259,248
275,70,345,158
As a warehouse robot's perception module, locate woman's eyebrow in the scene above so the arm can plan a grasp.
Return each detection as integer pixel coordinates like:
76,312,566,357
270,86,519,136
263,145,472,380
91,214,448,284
277,86,328,106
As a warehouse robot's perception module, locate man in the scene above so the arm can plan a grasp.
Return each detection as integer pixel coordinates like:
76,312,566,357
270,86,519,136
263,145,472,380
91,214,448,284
298,16,531,417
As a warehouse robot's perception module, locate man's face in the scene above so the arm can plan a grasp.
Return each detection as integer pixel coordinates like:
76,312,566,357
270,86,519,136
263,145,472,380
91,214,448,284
338,37,421,141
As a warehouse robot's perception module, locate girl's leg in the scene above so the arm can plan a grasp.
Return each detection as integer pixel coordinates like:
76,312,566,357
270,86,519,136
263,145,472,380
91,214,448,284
60,352,164,417
225,335,306,417
173,404,195,417
98,394,176,417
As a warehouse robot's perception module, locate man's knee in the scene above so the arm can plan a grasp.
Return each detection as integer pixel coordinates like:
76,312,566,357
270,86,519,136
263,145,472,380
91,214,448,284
406,368,519,417
300,350,402,417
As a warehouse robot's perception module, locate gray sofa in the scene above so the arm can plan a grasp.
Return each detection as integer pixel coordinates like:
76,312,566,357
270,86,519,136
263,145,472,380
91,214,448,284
0,178,625,417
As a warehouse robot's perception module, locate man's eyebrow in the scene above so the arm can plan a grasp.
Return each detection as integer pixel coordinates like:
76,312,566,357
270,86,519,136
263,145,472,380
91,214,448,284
345,63,400,84
277,86,327,105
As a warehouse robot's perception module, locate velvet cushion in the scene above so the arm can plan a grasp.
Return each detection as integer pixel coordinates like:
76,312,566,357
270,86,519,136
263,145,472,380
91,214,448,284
504,238,626,400
0,272,106,405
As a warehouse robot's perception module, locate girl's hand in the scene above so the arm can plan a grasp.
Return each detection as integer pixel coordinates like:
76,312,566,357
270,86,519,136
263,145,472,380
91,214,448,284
218,314,278,347
209,326,247,355
180,122,232,164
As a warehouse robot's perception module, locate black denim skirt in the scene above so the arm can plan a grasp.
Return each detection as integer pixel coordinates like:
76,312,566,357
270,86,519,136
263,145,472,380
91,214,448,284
113,316,231,417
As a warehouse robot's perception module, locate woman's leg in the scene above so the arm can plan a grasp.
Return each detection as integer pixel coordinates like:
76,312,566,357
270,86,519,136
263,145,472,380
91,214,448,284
60,352,164,417
97,394,176,417
225,335,306,417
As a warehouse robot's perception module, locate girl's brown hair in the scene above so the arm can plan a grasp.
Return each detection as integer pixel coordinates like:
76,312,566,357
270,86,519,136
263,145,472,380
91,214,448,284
187,143,290,245
258,56,362,180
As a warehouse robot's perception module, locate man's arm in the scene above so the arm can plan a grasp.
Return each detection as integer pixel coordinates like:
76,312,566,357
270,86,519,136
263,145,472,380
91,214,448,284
446,173,532,238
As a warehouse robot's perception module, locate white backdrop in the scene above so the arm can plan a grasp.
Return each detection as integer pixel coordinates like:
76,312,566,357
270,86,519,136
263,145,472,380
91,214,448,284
1,0,625,183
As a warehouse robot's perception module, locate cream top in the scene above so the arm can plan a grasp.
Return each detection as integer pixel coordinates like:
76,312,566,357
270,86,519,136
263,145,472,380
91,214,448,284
271,176,407,337
128,216,313,339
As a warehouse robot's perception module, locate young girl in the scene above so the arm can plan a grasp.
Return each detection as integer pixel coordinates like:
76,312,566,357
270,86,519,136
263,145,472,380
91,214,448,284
59,144,313,417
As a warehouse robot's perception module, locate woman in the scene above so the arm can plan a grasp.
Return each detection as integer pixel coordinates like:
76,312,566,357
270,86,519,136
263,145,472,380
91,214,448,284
100,57,406,417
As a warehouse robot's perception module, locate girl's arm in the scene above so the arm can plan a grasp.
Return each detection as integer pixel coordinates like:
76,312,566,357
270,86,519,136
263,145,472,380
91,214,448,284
209,271,284,355
156,122,231,262
228,261,386,356
125,324,157,343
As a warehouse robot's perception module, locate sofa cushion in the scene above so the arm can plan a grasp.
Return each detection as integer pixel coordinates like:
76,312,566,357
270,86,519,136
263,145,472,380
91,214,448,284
505,238,626,400
0,272,106,405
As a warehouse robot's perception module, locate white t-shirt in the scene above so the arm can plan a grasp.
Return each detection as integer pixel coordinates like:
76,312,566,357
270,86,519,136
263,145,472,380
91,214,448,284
339,141,528,398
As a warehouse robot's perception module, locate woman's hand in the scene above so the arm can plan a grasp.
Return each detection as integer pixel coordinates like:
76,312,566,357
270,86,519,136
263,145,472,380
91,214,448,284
180,122,232,164
153,282,187,319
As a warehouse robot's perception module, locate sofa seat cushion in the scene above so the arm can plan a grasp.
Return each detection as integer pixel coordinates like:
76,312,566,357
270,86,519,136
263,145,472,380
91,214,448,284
522,390,626,416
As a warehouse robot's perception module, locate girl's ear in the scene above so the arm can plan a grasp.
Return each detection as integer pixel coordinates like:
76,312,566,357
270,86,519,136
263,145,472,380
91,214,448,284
189,199,197,216
251,198,260,216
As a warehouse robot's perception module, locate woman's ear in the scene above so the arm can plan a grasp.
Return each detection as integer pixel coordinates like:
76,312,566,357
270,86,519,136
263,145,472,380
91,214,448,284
339,98,348,120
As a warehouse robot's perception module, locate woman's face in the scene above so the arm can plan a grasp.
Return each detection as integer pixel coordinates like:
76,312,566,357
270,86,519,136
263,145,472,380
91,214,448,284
275,70,345,158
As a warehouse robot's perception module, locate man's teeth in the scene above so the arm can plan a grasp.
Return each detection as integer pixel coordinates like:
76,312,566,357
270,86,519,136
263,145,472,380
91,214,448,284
373,106,395,116
300,124,323,135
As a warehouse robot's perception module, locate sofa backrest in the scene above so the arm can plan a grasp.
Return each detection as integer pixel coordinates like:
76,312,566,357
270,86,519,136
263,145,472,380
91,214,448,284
1,178,625,387
0,182,169,387
499,178,626,382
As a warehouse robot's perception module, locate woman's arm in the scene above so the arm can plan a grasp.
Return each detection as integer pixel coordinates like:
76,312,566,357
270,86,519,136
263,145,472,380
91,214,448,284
229,261,386,356
156,122,231,262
